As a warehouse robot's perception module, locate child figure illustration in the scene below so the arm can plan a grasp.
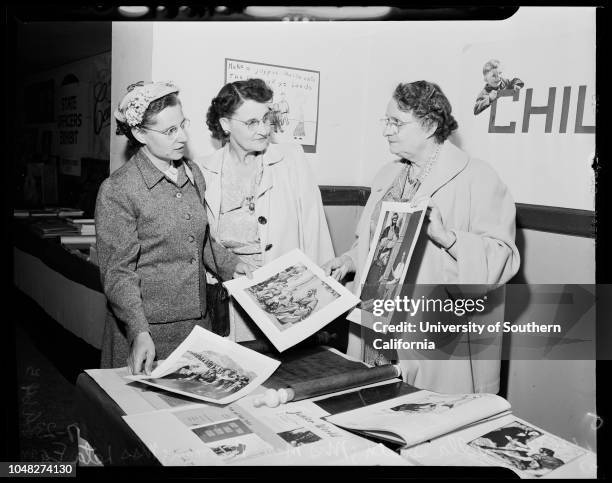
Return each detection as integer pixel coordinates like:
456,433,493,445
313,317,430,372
474,59,524,115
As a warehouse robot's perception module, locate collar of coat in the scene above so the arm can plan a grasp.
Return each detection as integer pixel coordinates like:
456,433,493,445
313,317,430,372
375,141,470,200
197,142,285,220
199,142,285,175
135,148,198,189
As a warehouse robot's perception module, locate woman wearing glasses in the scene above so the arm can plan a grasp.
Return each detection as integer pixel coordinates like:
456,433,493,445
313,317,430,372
196,78,334,341
96,81,251,373
323,80,520,394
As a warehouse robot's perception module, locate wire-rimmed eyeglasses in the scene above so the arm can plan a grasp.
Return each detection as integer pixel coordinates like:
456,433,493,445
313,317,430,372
228,112,274,132
142,118,190,139
379,117,415,134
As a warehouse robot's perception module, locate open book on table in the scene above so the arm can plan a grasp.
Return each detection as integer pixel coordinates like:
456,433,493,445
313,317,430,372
324,389,512,448
323,389,595,478
401,413,596,479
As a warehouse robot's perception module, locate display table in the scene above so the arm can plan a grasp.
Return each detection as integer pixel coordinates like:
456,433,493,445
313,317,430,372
74,347,517,476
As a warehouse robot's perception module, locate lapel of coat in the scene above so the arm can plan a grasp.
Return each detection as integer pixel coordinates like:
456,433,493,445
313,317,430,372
198,146,224,226
416,141,469,199
257,143,283,198
186,159,206,205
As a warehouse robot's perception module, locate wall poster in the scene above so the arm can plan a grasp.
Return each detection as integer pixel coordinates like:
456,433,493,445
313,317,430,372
225,58,320,153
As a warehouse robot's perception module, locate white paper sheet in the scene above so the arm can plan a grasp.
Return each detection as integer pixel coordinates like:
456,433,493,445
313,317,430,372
123,399,378,466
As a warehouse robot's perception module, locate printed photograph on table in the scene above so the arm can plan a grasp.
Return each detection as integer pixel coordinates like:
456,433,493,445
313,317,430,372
126,326,280,404
468,420,587,478
277,428,322,447
192,419,273,462
225,249,360,352
390,393,480,415
348,200,428,324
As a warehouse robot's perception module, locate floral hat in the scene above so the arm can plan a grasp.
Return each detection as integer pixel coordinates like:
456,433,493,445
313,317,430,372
114,81,179,127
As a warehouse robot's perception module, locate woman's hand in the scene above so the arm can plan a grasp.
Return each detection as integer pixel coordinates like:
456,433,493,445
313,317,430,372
322,254,356,282
411,198,455,250
128,331,156,375
426,204,455,249
233,262,253,279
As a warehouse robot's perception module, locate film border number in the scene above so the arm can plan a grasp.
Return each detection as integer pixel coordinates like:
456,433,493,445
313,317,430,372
2,462,75,477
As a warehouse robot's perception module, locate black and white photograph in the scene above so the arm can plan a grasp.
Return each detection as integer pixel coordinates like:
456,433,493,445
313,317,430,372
246,262,340,330
126,326,280,404
359,201,427,309
468,420,586,478
225,249,360,351
6,5,603,478
277,428,322,447
389,393,479,415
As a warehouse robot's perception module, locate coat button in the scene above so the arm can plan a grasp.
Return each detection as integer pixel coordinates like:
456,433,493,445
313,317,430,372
184,213,191,220
176,192,182,199
258,216,267,225
188,235,195,243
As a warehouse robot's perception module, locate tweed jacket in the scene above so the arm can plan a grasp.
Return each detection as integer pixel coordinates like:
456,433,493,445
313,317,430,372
95,148,239,344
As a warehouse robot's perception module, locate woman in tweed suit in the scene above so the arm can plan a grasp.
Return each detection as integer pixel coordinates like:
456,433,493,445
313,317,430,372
96,82,251,374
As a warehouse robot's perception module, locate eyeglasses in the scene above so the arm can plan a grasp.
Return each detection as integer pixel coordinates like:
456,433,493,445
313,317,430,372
228,112,274,132
142,118,191,139
379,117,415,134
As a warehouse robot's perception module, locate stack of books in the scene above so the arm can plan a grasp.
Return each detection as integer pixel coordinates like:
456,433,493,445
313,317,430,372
62,218,96,248
29,219,81,238
14,207,85,218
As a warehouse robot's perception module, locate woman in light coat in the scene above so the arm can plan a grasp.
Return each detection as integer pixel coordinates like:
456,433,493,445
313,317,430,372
195,78,334,341
324,80,520,394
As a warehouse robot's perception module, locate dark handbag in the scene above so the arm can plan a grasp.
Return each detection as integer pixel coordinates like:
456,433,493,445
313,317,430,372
204,224,231,337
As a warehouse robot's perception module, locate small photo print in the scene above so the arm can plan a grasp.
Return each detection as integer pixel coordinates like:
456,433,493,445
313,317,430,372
388,394,480,415
192,421,273,463
468,420,585,477
192,419,252,444
277,428,322,447
245,263,340,331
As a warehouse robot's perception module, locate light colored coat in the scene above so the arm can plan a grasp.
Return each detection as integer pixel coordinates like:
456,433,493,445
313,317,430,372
344,140,520,394
195,141,335,341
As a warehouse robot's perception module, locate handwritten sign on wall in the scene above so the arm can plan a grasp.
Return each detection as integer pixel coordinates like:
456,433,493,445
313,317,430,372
225,58,320,153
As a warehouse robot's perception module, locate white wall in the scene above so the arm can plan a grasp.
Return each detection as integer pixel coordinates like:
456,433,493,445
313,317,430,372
110,22,153,172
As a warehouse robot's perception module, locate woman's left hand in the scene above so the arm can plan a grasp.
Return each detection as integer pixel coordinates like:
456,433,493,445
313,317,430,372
417,199,455,249
233,262,254,279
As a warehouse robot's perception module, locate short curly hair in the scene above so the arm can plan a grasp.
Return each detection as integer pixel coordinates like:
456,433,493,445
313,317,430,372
206,78,274,143
116,92,181,154
392,81,458,143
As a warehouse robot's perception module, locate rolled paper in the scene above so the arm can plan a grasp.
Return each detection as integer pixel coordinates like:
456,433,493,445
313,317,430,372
285,364,401,402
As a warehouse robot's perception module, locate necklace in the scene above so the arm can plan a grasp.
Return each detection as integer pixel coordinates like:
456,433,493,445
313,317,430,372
399,144,441,201
240,155,264,214
221,151,265,215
